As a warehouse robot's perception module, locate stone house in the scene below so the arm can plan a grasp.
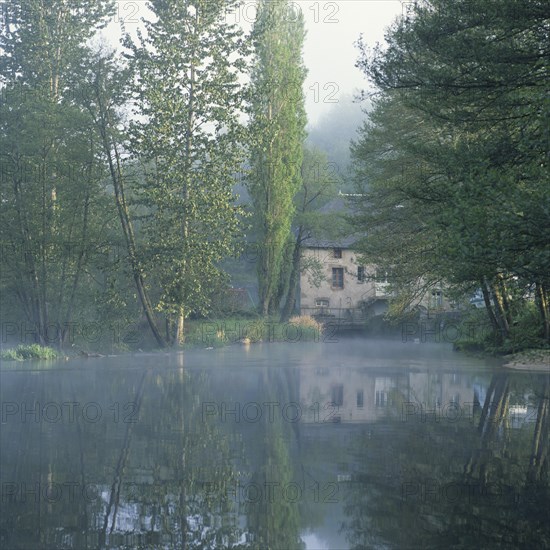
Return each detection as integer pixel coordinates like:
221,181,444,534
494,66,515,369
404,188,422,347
298,196,451,322
298,237,390,324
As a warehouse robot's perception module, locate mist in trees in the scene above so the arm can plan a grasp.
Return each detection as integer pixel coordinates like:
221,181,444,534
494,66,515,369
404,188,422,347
350,0,550,348
306,94,366,190
1,0,547,352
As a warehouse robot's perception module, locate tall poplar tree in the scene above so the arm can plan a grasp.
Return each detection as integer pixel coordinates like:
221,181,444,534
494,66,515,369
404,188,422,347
247,0,307,316
125,0,249,344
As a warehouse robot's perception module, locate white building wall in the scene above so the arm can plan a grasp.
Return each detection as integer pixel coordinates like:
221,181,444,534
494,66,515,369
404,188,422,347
299,247,384,315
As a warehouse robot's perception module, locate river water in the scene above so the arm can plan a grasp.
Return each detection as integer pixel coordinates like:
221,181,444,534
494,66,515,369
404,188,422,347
1,338,548,549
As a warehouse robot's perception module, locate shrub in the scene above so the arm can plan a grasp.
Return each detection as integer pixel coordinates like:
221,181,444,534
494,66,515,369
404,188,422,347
454,301,548,354
287,315,323,342
288,315,323,332
240,319,266,342
0,344,58,361
498,302,546,354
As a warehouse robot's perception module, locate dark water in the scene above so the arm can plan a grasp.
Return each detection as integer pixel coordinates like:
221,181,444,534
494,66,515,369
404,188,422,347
0,339,548,549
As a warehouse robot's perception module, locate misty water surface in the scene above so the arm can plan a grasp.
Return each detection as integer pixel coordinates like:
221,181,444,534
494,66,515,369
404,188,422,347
1,338,548,549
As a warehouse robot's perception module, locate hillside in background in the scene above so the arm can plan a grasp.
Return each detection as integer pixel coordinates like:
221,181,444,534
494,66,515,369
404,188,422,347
306,94,368,191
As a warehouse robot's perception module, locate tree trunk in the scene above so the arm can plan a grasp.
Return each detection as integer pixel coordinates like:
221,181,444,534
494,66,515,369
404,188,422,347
59,146,93,349
491,282,510,339
481,279,502,345
90,82,167,348
12,164,47,345
175,308,185,346
536,282,550,343
280,236,302,322
496,273,512,327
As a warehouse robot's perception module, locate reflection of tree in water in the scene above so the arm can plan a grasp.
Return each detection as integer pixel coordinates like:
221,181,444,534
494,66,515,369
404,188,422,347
0,363,242,549
341,372,550,549
235,366,305,550
461,373,549,546
113,366,241,548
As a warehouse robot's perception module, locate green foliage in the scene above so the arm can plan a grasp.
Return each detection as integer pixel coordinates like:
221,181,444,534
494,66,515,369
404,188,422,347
184,316,321,348
453,307,498,353
126,0,249,330
300,255,325,288
294,146,341,235
455,301,548,354
351,0,550,346
278,145,341,319
247,0,307,315
1,344,58,361
0,0,118,347
499,302,548,354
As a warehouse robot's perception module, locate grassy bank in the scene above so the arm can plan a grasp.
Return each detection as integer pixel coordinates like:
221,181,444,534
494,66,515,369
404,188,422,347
502,349,550,371
184,315,324,348
0,344,58,361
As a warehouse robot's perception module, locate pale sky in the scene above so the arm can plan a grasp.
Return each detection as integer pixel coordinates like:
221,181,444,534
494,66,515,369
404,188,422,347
101,1,404,125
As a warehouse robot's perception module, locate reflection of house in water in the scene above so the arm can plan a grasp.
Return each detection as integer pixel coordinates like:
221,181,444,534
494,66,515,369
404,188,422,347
299,365,400,423
299,365,488,424
507,395,539,429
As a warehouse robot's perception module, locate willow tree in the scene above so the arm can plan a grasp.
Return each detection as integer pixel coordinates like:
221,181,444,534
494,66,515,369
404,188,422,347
247,0,307,316
125,0,249,344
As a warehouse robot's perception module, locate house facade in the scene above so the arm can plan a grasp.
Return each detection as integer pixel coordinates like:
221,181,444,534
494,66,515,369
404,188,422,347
299,241,390,323
297,197,453,322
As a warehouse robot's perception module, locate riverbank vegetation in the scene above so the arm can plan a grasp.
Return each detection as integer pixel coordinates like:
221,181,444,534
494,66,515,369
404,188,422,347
0,344,58,362
185,315,323,347
1,0,547,357
350,0,549,353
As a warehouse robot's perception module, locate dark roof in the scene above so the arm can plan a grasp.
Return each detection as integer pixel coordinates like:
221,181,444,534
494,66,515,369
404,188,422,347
304,195,364,250
306,234,359,249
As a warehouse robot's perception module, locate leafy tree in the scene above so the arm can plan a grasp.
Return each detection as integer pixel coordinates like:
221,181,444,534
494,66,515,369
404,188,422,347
78,49,168,348
0,0,115,348
279,145,340,320
247,0,307,316
351,0,550,344
125,0,249,344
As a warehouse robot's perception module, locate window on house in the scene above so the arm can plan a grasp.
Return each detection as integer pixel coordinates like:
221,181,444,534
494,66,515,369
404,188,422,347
375,390,388,407
315,298,329,315
357,390,364,408
332,267,344,289
333,248,342,258
431,290,443,307
331,384,344,407
357,266,365,283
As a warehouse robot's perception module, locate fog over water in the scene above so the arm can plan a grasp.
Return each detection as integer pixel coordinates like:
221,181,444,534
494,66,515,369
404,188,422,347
1,339,548,548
